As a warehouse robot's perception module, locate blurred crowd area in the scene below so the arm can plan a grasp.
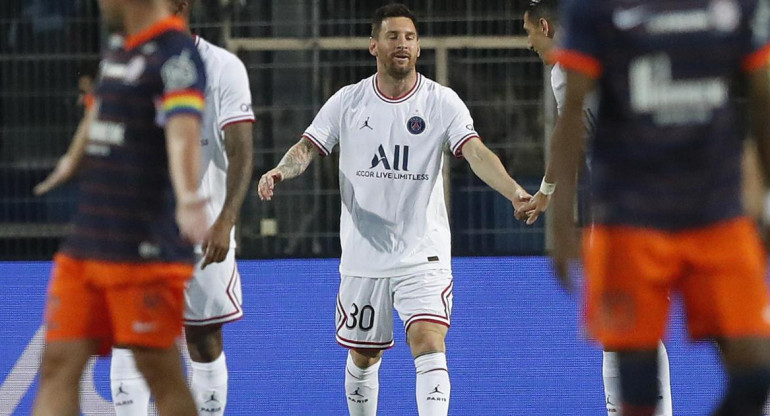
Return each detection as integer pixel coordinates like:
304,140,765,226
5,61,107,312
0,0,547,260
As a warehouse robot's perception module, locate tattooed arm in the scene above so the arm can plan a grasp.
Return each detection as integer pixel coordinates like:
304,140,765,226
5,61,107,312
258,137,319,201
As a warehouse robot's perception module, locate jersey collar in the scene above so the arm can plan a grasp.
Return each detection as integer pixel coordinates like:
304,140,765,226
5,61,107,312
124,16,186,51
373,73,422,104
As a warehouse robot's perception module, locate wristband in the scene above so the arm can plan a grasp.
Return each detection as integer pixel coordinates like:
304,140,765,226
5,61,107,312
178,190,208,207
539,178,556,196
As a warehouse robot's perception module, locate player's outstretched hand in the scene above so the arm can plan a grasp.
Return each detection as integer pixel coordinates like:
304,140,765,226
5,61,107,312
523,191,551,225
33,155,77,196
201,216,232,270
550,216,581,292
511,186,533,222
176,195,210,244
257,169,283,201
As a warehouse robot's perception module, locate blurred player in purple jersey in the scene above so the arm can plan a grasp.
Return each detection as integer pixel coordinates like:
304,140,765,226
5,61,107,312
548,0,770,415
521,1,673,414
108,1,255,415
32,0,208,415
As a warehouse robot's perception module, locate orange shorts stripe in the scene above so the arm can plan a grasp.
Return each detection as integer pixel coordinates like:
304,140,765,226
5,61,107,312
44,254,193,354
584,217,770,350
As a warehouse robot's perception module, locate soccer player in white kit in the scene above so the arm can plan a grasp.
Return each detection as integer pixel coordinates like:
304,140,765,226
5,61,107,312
108,1,254,415
520,1,672,415
257,4,532,416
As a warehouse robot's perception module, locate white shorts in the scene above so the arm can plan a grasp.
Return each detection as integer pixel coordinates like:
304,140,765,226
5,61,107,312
184,249,243,326
335,269,453,349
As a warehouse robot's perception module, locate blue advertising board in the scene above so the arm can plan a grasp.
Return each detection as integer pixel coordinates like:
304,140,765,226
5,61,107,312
0,258,727,415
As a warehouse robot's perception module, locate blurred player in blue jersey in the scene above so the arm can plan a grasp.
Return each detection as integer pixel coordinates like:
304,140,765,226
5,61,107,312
108,0,255,415
520,1,673,414
548,0,770,415
31,0,208,415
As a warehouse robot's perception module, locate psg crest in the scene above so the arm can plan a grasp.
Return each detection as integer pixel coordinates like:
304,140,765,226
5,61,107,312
407,116,426,135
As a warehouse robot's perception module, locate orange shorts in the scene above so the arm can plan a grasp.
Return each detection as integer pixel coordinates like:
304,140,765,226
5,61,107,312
584,217,770,350
44,253,193,354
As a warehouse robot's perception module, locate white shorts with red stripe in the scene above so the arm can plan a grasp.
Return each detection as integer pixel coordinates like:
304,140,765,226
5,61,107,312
184,249,243,326
335,269,453,349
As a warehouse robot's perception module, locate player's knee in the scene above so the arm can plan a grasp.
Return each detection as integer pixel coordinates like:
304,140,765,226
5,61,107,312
132,347,179,385
185,324,223,363
39,350,69,382
407,323,447,356
350,348,383,368
39,342,91,382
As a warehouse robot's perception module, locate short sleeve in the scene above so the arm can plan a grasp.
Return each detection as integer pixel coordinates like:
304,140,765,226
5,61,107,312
159,40,206,121
744,0,770,72
551,0,604,79
442,88,480,158
302,89,344,156
217,56,255,129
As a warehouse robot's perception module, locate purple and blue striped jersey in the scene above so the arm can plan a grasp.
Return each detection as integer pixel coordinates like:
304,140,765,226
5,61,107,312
555,0,770,229
61,16,206,264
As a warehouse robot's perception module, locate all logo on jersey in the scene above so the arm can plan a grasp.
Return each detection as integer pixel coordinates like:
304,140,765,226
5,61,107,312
357,144,429,181
407,116,426,134
371,144,409,171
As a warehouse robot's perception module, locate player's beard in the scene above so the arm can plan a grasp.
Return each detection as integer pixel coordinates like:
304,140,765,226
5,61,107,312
385,56,417,80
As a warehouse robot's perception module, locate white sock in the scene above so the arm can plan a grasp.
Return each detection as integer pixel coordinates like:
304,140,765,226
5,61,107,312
345,352,380,416
602,342,673,416
655,342,673,416
110,348,151,416
190,352,229,416
415,352,450,416
602,350,621,415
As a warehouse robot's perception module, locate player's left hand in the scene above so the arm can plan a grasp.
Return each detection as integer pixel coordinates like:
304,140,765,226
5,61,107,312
511,187,534,222
550,216,581,292
522,191,550,225
201,216,233,270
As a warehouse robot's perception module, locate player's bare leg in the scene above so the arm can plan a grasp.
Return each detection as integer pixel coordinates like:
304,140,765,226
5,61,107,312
346,348,383,416
32,339,99,416
408,321,450,416
186,323,228,415
712,337,770,416
131,345,197,416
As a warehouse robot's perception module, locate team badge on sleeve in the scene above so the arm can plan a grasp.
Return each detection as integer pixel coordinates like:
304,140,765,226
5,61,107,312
407,116,426,135
161,49,198,91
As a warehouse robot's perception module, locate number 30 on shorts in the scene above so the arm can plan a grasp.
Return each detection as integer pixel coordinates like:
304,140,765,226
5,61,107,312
344,303,375,331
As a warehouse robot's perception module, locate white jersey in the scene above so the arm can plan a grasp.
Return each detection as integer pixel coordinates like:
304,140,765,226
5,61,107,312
551,63,598,134
195,36,255,252
304,73,479,278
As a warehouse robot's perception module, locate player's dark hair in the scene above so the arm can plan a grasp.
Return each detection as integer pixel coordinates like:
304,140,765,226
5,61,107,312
371,3,418,38
526,0,559,24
